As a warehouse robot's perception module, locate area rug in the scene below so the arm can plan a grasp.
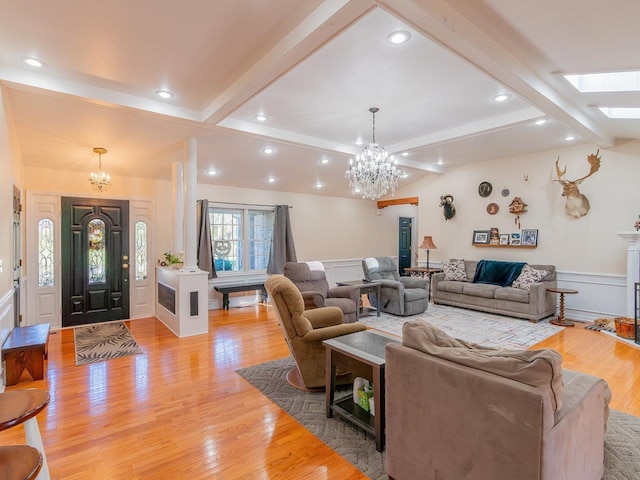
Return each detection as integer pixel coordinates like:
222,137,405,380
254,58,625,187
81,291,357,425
74,321,143,366
359,304,563,349
237,356,640,480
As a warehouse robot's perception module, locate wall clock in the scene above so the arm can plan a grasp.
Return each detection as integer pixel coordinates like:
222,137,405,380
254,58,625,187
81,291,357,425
478,181,492,197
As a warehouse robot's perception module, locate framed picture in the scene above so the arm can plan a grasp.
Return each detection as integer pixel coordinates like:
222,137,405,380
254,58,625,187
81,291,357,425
489,227,500,244
510,233,521,245
521,229,538,246
472,230,491,244
499,234,509,245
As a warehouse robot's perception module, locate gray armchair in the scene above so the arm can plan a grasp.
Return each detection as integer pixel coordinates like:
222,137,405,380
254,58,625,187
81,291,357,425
284,261,359,323
362,257,428,316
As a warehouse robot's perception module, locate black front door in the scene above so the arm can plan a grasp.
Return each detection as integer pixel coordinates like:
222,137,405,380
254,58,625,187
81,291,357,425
398,216,412,275
61,197,130,327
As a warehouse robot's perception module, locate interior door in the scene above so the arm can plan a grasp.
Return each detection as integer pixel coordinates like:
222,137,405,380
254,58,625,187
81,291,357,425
398,217,412,275
61,197,130,327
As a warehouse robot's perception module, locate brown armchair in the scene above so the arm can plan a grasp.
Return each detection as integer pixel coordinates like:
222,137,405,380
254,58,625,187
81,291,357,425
283,261,359,323
265,275,367,390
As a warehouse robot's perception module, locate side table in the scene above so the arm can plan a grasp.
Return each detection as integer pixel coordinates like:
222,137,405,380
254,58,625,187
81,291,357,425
336,280,381,319
547,287,578,327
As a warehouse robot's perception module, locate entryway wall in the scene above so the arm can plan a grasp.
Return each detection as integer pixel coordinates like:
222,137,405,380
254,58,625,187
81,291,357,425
25,191,155,328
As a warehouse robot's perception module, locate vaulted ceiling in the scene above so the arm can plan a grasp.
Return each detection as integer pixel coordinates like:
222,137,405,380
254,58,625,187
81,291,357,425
1,0,638,198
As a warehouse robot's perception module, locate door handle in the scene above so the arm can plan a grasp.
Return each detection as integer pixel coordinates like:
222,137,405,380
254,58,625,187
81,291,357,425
122,263,129,269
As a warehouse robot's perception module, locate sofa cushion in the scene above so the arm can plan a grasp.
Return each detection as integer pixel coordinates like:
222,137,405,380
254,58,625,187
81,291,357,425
494,287,530,303
472,260,526,287
404,287,428,302
436,280,465,294
402,320,565,411
443,259,467,281
513,265,550,290
462,283,499,299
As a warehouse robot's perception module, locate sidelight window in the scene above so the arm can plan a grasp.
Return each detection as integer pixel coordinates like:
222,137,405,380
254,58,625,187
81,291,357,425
135,221,147,280
88,219,106,284
38,219,55,287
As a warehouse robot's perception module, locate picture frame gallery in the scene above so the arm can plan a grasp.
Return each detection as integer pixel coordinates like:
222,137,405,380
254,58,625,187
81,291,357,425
472,228,538,247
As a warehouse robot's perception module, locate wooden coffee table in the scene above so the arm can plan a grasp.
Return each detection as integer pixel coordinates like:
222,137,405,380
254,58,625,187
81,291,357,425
547,287,578,327
323,330,400,451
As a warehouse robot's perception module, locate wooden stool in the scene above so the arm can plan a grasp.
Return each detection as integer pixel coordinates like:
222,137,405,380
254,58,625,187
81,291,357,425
0,390,50,480
0,445,42,480
1,324,50,386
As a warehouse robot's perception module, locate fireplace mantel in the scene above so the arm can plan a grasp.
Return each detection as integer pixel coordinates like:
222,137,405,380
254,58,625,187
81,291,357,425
616,231,640,317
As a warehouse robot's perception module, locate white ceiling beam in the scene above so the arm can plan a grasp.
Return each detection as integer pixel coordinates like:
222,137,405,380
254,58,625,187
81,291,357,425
201,0,374,125
0,65,202,122
374,0,616,148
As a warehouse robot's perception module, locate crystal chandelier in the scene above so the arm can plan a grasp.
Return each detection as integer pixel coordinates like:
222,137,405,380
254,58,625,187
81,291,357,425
89,147,111,192
345,107,400,200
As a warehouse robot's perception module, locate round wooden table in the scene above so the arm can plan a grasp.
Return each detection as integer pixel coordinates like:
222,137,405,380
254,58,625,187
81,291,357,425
547,287,578,327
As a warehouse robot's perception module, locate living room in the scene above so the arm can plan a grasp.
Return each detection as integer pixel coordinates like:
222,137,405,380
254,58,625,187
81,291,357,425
1,1,640,478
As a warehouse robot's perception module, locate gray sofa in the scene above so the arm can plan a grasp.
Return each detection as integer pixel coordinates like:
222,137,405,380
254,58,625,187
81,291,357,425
385,320,611,480
431,259,557,322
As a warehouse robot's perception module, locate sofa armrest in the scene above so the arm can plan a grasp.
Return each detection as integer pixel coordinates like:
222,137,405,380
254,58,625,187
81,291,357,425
302,322,366,342
301,291,325,309
327,285,360,304
304,306,342,328
528,280,557,316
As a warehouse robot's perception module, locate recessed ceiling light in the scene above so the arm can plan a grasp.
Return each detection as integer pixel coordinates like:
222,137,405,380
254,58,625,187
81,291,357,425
387,30,411,44
534,118,548,125
564,135,577,141
493,93,511,102
262,147,275,155
355,139,364,146
401,152,409,157
267,177,276,183
155,90,174,99
206,169,217,176
255,114,268,122
315,182,324,189
354,188,361,194
402,173,409,178
22,57,44,67
437,159,444,165
321,158,329,164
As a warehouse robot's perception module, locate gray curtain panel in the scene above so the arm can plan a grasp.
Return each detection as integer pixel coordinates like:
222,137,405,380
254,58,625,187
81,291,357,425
197,199,216,278
267,205,297,274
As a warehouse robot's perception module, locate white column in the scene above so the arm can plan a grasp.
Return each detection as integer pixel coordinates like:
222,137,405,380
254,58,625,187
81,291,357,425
171,162,184,256
183,138,198,270
616,231,640,317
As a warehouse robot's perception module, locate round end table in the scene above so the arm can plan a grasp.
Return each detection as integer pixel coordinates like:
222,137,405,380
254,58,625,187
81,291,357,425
547,287,579,327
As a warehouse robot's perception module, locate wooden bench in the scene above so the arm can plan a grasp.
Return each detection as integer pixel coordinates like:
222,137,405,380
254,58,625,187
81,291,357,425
2,324,50,386
214,282,267,310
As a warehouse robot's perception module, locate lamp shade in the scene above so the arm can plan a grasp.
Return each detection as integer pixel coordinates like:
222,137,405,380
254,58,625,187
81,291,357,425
418,236,437,250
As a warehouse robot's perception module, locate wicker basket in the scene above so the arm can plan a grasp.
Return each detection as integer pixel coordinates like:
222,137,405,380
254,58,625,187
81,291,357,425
614,317,635,340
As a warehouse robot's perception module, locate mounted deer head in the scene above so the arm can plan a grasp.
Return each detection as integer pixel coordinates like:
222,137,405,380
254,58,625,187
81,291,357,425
554,150,602,218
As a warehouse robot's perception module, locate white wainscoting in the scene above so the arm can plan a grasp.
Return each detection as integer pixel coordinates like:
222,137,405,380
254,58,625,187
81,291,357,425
0,288,15,391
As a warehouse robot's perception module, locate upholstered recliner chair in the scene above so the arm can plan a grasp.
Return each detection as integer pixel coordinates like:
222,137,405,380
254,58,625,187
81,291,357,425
362,257,429,316
385,320,611,480
265,275,368,390
284,261,359,323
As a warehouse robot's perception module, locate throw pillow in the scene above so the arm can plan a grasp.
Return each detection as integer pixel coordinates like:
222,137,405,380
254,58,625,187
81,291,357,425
512,265,550,290
443,259,467,281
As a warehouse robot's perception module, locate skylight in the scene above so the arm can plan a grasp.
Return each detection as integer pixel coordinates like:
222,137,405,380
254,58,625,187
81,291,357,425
564,71,640,93
599,107,640,119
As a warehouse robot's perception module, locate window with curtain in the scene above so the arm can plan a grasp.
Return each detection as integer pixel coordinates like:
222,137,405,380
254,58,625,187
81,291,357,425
208,206,274,274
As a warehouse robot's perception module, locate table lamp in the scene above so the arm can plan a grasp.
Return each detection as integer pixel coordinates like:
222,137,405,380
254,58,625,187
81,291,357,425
418,236,437,270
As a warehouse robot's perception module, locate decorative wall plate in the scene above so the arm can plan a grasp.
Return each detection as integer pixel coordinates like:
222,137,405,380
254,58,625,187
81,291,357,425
487,203,499,215
478,181,492,197
501,187,510,197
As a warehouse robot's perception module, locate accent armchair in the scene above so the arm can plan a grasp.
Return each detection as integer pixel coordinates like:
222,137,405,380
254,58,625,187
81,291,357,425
362,257,429,316
385,320,611,480
283,261,359,323
265,275,367,390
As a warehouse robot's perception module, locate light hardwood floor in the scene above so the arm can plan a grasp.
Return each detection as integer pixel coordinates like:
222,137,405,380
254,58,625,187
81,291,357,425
1,305,638,479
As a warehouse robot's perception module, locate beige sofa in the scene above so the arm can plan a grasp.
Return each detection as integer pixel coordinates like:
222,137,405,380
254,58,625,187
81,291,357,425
431,259,557,322
385,320,611,480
